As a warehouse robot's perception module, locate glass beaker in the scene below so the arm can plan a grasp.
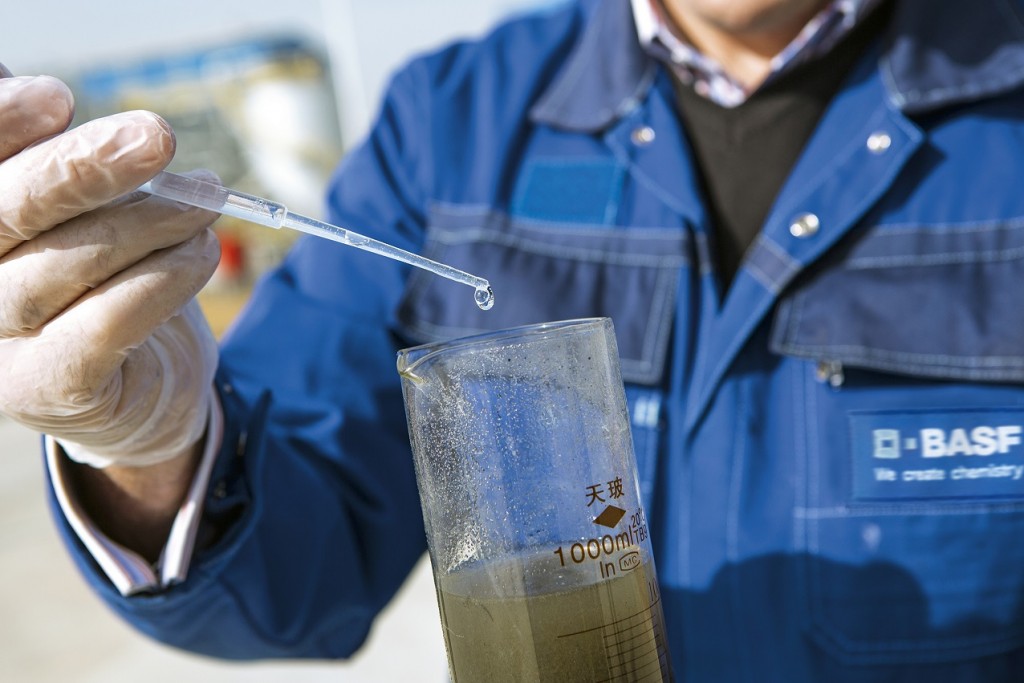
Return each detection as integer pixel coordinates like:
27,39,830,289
397,318,674,682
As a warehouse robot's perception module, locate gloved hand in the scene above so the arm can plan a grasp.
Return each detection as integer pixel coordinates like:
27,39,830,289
0,67,222,468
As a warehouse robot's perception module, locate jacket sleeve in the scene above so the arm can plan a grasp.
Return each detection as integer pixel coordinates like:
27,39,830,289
46,58,440,661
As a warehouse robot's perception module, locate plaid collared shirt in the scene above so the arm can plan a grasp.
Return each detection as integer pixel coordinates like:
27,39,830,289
631,0,882,107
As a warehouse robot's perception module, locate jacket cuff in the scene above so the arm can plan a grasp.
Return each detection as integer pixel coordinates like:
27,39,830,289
44,390,224,596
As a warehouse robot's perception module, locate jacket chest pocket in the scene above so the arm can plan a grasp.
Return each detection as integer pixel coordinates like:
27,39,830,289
771,220,1024,665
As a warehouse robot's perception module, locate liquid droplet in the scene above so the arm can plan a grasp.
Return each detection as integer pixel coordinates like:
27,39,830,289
474,285,494,310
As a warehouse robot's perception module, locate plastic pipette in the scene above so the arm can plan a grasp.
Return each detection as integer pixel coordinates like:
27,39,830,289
138,171,494,310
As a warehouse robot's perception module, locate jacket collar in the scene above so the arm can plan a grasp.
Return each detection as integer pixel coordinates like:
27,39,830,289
530,0,656,131
531,0,1024,131
881,0,1024,113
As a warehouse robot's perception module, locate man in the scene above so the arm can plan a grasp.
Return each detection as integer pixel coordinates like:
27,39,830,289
3,0,1024,679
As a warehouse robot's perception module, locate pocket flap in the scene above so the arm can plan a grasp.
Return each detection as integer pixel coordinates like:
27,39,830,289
770,219,1024,382
397,208,688,385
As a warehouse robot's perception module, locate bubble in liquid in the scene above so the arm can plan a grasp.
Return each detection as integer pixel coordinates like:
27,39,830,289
474,285,495,310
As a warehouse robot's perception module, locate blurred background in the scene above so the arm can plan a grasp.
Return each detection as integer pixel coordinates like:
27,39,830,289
1,0,548,680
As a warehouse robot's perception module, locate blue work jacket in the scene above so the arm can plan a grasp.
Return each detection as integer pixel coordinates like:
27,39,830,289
52,0,1024,680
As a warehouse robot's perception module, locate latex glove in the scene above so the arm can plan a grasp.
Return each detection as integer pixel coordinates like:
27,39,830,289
0,68,221,468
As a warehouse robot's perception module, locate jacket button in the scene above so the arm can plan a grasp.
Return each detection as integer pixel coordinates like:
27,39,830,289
789,212,820,238
867,131,891,153
631,126,656,146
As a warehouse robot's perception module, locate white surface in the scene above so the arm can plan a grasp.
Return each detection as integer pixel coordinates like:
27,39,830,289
0,418,448,682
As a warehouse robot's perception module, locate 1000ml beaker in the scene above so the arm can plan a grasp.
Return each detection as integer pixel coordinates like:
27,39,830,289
397,318,674,682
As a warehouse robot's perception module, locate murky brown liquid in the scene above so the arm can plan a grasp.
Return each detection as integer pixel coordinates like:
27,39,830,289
437,559,673,682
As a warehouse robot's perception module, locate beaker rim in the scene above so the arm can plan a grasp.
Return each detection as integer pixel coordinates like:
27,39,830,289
396,317,612,376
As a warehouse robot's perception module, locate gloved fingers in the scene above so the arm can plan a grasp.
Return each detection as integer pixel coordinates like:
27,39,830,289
0,110,174,256
0,75,75,162
0,180,219,337
1,299,218,464
56,300,218,464
40,227,220,400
